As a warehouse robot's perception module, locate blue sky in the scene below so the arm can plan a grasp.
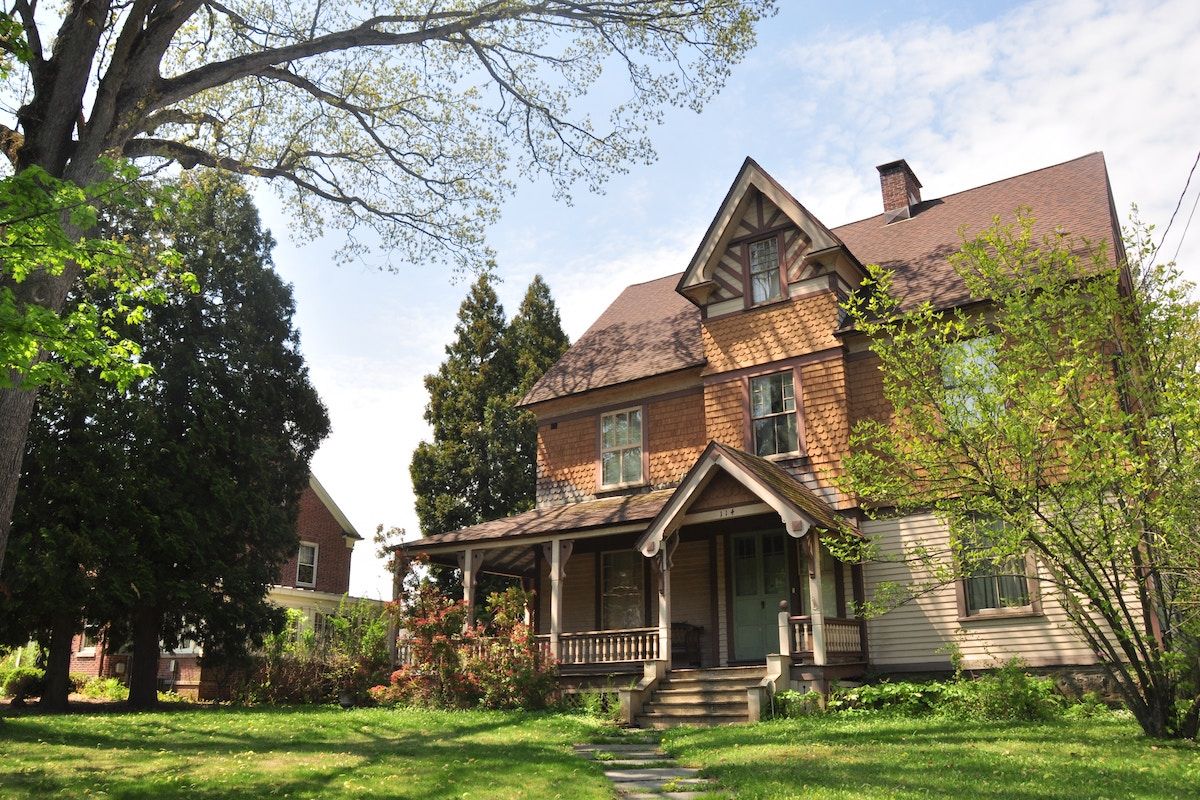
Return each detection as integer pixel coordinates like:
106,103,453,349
254,0,1200,598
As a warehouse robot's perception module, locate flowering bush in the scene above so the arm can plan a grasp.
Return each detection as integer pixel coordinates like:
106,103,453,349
381,570,554,710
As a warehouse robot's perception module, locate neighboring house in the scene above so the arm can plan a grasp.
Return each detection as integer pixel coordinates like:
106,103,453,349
405,153,1128,726
69,474,370,699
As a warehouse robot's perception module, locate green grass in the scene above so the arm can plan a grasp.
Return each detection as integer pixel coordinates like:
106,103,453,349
661,713,1200,800
0,706,615,799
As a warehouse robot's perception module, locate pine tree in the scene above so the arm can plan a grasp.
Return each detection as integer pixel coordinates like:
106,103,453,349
1,172,329,709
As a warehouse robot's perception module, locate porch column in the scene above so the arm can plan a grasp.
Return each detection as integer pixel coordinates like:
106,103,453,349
458,549,486,630
543,539,573,661
657,534,678,668
807,535,827,666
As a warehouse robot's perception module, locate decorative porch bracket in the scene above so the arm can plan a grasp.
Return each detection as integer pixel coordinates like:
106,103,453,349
457,549,487,629
542,539,574,662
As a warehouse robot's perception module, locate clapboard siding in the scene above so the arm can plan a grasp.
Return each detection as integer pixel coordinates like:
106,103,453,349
863,513,1099,670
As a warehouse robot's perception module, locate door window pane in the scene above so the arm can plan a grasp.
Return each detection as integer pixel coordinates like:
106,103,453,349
602,551,645,629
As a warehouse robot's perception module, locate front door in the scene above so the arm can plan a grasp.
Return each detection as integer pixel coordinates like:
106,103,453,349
730,530,789,662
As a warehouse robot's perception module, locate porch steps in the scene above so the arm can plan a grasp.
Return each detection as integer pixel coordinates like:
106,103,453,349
634,666,764,729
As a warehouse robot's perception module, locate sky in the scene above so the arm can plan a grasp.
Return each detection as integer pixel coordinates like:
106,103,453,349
253,0,1200,599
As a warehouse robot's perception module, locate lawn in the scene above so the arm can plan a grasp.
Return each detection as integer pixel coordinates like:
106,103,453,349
0,705,615,799
662,713,1200,800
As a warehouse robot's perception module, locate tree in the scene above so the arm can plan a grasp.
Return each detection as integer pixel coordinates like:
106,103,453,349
0,1,775,578
1,172,329,709
841,211,1200,739
412,272,514,536
499,275,570,511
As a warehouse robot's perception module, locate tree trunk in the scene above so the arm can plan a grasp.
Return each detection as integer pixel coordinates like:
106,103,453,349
0,383,39,576
39,615,76,711
127,604,162,710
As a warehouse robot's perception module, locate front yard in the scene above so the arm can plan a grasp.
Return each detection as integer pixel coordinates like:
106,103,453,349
662,713,1200,800
0,706,614,799
2,706,1198,799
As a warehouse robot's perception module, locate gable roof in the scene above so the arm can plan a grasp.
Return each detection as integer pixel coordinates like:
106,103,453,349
637,441,849,557
521,273,704,406
676,157,863,303
522,152,1120,406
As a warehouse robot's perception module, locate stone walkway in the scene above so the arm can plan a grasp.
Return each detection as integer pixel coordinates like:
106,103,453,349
573,738,725,799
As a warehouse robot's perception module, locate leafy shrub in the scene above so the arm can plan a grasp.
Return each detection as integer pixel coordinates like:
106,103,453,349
774,689,824,718
81,677,129,701
1063,691,1110,720
830,680,948,716
940,659,1063,722
69,673,90,693
2,667,46,701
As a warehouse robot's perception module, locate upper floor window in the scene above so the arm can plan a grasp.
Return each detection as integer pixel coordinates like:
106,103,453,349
748,237,782,304
297,542,318,587
750,371,799,456
942,335,1000,425
600,408,643,487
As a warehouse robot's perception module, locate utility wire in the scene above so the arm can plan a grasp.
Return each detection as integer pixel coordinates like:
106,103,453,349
1151,148,1200,268
1170,180,1200,264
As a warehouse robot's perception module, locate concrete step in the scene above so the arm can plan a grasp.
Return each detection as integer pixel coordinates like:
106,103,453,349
644,701,747,716
652,688,750,704
636,712,748,729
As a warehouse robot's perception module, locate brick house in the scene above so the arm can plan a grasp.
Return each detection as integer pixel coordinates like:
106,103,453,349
69,474,368,699
405,153,1127,726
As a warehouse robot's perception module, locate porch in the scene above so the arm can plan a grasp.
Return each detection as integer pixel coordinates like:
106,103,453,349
400,441,867,681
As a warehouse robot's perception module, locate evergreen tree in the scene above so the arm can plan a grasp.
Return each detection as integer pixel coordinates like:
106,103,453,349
1,172,329,709
498,276,571,513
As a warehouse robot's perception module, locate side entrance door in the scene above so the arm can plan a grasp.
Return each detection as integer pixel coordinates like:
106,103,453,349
730,530,789,662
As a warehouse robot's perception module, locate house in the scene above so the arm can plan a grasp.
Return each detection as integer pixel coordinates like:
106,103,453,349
404,153,1126,726
69,474,370,699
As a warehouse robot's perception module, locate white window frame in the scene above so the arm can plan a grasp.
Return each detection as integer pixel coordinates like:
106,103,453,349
599,406,645,489
296,541,319,588
749,370,801,457
77,624,99,657
747,235,784,305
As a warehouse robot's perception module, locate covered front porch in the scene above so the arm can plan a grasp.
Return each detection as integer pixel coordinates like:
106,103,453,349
405,442,867,679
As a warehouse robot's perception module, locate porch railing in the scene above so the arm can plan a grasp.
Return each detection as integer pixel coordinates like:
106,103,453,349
789,615,865,659
551,627,660,665
397,627,659,668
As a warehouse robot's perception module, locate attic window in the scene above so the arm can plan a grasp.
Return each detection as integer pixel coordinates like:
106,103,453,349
748,237,782,304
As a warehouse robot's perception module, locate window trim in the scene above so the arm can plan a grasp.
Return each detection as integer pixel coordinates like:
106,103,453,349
741,231,789,309
296,541,319,588
741,366,807,460
596,405,648,491
955,550,1043,621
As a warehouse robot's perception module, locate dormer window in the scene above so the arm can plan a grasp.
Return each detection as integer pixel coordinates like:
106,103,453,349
748,236,782,304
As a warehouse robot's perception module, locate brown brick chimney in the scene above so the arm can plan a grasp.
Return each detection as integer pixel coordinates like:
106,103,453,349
877,159,922,222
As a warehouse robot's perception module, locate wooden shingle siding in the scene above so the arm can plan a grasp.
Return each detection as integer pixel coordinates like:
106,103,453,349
690,471,760,512
846,350,893,429
647,392,708,487
536,416,596,507
703,379,744,448
862,513,1098,670
798,357,851,507
701,290,841,375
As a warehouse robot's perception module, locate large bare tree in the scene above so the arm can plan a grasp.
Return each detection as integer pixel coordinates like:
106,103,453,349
0,0,775,572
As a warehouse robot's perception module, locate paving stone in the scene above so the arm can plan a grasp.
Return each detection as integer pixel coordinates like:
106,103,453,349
605,767,701,782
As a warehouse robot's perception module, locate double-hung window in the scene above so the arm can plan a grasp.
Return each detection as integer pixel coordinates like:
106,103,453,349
748,237,783,304
959,519,1034,616
600,408,643,487
601,551,645,629
942,335,1000,425
750,371,799,457
297,542,318,587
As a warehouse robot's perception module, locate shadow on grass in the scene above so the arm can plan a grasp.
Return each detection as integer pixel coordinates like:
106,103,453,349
0,706,611,800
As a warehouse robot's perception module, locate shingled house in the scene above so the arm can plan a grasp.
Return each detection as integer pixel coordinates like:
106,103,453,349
69,474,368,699
406,153,1125,726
